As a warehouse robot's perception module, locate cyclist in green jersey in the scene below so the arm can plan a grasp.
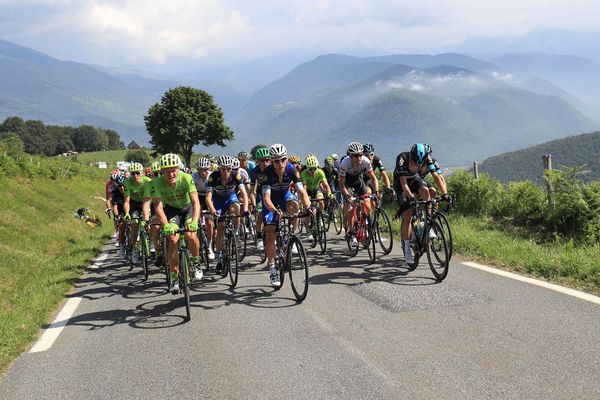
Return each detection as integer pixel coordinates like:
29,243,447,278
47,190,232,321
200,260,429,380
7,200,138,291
153,153,203,294
301,155,333,245
142,161,163,265
123,162,152,264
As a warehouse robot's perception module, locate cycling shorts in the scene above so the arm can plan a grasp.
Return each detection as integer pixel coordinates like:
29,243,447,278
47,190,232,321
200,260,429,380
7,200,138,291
262,191,297,225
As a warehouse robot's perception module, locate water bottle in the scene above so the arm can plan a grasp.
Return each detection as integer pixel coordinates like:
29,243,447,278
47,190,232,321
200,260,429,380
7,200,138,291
415,221,424,237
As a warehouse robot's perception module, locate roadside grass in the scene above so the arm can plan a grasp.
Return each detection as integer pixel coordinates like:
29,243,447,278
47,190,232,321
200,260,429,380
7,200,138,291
0,175,112,374
384,204,600,295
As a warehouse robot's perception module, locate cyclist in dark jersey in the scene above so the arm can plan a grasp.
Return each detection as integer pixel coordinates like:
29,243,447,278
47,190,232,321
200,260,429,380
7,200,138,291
192,157,215,261
362,143,391,193
393,143,448,264
205,155,248,270
261,144,312,288
250,147,271,251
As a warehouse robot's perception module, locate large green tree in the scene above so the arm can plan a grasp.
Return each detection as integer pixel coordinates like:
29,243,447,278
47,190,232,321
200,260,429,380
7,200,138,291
144,86,233,168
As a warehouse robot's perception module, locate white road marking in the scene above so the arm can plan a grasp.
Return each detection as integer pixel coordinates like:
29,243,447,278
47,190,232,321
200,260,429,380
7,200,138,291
462,261,600,305
29,297,82,353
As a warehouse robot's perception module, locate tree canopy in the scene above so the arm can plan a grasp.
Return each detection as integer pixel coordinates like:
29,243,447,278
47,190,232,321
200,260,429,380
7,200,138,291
144,86,234,168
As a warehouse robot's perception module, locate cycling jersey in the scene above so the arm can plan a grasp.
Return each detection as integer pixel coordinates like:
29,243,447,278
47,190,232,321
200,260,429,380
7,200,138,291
235,168,250,186
339,156,373,179
261,163,303,198
418,157,442,178
152,172,197,209
124,176,151,203
301,168,327,193
191,171,209,197
206,170,244,199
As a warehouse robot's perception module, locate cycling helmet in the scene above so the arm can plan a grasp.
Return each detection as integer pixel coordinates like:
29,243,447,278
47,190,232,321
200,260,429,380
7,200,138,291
129,162,143,173
289,155,301,164
150,161,161,173
217,155,235,168
305,155,319,168
363,143,374,154
324,156,334,167
237,151,249,159
196,158,211,169
115,174,126,186
331,153,339,161
205,153,215,162
410,143,427,164
269,143,287,158
145,166,152,175
160,153,182,169
347,142,364,155
232,158,240,169
110,171,120,181
424,143,432,154
255,147,270,160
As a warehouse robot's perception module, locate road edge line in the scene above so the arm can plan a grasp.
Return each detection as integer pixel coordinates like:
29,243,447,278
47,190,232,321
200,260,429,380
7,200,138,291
29,297,82,353
462,261,600,305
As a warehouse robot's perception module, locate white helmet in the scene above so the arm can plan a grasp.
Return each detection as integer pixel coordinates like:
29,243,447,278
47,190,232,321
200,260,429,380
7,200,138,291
347,142,363,155
331,153,339,160
232,158,240,169
269,143,287,158
217,155,235,168
196,158,211,169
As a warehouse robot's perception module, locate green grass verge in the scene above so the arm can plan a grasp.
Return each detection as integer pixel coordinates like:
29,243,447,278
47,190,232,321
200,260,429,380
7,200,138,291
0,174,112,374
384,204,600,295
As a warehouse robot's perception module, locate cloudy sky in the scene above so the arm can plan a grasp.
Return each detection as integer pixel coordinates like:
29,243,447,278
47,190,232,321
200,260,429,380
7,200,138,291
1,0,599,69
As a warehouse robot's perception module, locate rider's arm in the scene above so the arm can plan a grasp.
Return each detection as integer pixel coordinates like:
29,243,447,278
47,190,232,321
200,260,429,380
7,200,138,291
381,170,391,190
367,169,379,193
262,187,278,214
205,191,216,214
238,185,249,213
399,176,414,199
155,199,169,225
431,171,447,194
189,191,200,224
123,195,131,215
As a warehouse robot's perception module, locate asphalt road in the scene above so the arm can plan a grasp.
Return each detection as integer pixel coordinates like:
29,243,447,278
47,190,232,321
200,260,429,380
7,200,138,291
1,231,599,399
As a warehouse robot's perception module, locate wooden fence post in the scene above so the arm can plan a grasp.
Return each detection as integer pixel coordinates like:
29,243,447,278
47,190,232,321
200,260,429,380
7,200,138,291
543,154,554,207
473,161,479,179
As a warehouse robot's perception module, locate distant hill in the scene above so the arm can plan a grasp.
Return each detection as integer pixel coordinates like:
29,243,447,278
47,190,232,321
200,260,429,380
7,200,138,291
233,54,598,165
480,131,600,183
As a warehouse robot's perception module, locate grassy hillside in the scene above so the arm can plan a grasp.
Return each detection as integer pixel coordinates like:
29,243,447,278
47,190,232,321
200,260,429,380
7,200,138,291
0,167,112,373
73,149,153,168
481,131,600,183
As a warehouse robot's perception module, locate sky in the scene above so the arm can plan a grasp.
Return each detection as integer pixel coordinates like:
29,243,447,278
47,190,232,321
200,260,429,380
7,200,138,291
1,0,600,70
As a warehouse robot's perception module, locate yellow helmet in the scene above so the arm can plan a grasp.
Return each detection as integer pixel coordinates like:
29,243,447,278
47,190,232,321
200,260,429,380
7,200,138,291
150,161,161,173
159,153,182,169
305,155,319,168
289,155,301,164
128,162,143,173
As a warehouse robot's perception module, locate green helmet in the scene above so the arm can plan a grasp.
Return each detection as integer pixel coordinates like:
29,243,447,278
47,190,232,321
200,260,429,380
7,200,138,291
160,153,182,169
324,156,334,167
255,147,270,160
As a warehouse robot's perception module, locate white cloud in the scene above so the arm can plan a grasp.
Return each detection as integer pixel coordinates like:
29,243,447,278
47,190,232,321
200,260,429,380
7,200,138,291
1,0,599,66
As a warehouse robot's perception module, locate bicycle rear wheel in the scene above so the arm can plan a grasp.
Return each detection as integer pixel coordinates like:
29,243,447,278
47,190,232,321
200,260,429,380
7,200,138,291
426,220,450,281
332,199,343,235
374,207,394,255
180,252,191,322
287,236,309,302
228,233,239,289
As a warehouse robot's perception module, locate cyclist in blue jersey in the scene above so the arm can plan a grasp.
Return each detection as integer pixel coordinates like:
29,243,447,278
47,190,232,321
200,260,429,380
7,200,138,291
261,143,313,287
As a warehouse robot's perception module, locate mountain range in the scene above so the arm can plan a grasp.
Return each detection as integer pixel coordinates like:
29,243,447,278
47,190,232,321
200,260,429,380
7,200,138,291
1,38,600,166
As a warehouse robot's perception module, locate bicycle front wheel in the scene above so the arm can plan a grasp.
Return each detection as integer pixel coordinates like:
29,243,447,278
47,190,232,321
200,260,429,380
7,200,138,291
435,211,453,261
287,236,308,302
237,221,247,262
317,211,327,254
426,220,450,281
140,231,149,281
180,252,192,322
375,208,394,255
228,233,239,289
363,215,376,264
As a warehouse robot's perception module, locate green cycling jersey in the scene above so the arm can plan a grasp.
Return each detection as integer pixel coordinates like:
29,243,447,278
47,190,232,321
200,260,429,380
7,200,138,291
301,168,327,192
124,176,151,203
152,172,197,209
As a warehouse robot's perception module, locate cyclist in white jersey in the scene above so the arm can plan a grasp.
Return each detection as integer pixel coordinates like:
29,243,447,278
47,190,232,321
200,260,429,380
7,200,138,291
339,142,378,248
